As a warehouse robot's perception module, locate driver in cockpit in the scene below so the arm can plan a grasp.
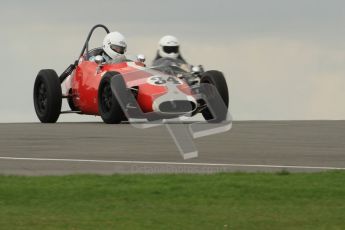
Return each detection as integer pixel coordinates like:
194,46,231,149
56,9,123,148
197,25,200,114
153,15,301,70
90,31,127,63
152,35,187,66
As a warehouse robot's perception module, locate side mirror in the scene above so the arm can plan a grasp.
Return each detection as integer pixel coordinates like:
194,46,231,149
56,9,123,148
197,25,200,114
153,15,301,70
192,65,201,73
94,55,104,64
192,65,204,74
137,54,146,63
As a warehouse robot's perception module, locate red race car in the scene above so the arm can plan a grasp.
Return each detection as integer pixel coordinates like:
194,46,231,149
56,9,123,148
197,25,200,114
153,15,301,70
33,25,229,124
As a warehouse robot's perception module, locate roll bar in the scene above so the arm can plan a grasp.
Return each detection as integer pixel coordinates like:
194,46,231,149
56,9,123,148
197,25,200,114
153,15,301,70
80,24,110,59
59,24,110,83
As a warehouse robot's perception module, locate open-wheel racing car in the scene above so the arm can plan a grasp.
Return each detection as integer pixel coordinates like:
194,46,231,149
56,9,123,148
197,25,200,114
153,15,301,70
33,24,229,124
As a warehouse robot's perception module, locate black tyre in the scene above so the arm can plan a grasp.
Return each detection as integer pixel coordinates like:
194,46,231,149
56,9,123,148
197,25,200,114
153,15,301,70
33,69,62,123
200,70,229,121
98,72,126,124
67,89,78,111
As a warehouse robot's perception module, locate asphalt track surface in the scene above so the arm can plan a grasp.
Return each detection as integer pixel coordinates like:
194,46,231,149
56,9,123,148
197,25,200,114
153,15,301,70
0,121,345,175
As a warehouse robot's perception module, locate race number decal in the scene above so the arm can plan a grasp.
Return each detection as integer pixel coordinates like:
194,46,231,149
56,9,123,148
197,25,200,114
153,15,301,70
147,76,183,86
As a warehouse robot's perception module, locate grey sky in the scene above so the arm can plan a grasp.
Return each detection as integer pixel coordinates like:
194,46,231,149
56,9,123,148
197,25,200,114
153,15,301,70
0,0,344,122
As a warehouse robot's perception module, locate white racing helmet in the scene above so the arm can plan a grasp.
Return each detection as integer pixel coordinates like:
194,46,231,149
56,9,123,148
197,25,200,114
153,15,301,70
158,35,180,59
103,32,127,59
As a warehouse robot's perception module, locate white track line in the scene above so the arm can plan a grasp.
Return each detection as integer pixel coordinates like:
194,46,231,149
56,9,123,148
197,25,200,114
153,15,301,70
0,156,344,170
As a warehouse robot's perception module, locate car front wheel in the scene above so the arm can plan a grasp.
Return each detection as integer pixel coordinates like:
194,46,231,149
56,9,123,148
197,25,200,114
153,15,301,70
98,72,126,124
200,70,229,122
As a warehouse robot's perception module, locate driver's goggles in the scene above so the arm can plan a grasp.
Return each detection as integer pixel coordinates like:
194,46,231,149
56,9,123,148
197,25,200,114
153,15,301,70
110,44,126,54
163,46,179,54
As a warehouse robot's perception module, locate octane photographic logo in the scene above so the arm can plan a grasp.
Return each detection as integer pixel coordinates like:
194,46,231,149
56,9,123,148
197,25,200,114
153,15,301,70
111,70,232,160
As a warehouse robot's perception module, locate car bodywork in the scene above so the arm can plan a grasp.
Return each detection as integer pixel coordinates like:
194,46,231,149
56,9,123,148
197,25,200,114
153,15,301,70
68,59,197,117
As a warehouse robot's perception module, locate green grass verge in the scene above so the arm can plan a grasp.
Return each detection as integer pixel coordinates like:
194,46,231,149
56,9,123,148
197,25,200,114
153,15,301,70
0,171,345,230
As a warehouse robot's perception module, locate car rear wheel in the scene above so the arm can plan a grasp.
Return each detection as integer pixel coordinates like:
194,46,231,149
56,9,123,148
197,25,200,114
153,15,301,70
33,69,62,123
200,70,229,122
98,73,126,124
67,88,78,111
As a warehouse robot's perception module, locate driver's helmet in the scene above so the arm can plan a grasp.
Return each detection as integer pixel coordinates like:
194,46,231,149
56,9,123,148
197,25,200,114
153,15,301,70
158,35,180,59
103,32,127,59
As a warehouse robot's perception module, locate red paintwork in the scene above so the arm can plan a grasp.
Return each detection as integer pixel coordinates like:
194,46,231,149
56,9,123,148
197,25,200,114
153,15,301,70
70,58,192,115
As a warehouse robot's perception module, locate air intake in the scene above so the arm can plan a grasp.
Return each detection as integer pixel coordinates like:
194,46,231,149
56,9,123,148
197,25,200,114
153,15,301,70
158,100,196,113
